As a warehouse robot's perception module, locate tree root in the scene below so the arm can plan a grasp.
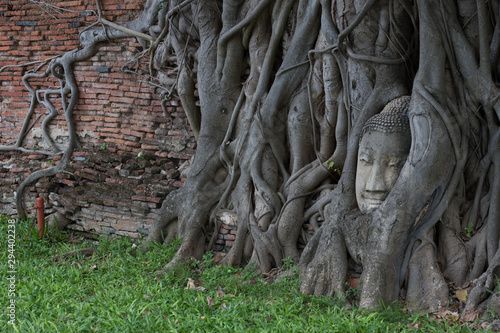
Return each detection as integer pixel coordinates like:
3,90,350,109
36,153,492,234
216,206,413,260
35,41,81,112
300,218,348,298
464,254,500,318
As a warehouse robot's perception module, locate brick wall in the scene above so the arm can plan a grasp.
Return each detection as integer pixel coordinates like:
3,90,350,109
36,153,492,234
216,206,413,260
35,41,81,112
0,0,194,157
0,1,238,246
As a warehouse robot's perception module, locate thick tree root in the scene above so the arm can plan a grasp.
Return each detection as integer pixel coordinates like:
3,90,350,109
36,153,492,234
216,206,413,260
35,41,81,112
464,252,500,318
300,214,349,298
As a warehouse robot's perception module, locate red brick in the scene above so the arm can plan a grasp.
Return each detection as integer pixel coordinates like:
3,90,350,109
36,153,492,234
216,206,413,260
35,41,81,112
62,179,75,186
109,96,134,104
53,1,84,8
8,50,31,56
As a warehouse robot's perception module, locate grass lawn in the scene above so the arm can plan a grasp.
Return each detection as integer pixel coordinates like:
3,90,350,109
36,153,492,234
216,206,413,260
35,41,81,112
0,216,489,332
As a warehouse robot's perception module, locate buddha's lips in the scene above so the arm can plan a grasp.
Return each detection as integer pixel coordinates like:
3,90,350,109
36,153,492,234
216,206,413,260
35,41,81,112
362,195,387,206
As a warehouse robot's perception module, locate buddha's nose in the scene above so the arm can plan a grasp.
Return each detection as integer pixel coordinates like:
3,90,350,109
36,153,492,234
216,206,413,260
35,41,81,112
365,163,388,193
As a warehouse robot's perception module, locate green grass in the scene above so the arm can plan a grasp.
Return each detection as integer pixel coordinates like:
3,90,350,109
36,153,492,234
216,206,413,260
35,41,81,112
0,216,482,332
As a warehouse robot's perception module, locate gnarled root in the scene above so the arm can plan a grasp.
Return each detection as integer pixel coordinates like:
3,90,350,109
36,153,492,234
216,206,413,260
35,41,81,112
464,253,500,318
406,229,449,311
300,216,348,298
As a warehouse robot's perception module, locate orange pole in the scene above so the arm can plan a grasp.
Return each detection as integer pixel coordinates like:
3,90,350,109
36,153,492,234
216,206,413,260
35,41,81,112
37,197,45,238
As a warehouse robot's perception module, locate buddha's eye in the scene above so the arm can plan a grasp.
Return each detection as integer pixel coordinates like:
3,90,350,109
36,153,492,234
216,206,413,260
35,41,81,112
359,154,372,165
388,159,404,169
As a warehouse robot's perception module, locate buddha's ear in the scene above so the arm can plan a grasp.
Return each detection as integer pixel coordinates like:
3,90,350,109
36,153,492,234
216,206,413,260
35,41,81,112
409,113,431,166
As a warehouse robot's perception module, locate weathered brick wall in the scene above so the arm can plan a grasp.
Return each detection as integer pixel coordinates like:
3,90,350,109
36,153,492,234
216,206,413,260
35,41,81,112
0,0,194,157
0,1,239,248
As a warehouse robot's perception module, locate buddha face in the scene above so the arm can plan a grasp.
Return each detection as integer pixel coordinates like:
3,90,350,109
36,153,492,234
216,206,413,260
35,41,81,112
355,130,411,214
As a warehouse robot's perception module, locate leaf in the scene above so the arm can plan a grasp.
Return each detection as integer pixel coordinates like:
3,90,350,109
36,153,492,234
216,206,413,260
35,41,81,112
436,309,452,318
200,316,206,320
185,278,206,291
407,322,423,329
448,313,460,322
207,296,215,308
143,294,152,299
216,290,225,299
220,302,227,310
462,310,479,322
185,278,197,290
81,264,97,275
455,289,468,302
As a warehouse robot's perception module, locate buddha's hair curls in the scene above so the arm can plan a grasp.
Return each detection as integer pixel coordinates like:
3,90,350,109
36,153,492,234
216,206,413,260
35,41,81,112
361,96,411,136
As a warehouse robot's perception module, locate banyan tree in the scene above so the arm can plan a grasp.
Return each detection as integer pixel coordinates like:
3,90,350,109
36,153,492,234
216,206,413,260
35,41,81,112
10,0,500,315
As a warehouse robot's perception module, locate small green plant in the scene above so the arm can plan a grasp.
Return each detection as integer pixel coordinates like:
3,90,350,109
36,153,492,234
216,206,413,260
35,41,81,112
201,251,215,268
345,280,362,306
465,221,474,238
157,1,166,12
99,143,108,150
281,257,294,271
326,160,340,173
135,151,145,160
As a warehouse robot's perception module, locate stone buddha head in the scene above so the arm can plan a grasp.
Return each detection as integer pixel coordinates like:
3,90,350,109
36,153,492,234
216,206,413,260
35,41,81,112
356,96,411,214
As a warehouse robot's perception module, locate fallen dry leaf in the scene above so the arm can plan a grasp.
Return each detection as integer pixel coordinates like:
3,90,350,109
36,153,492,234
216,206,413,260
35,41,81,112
407,322,423,329
447,312,460,322
262,268,280,279
456,289,468,302
449,302,460,312
185,278,206,291
220,302,227,310
185,278,197,290
143,294,152,299
435,308,460,325
200,316,206,320
436,309,453,318
463,310,480,322
481,322,490,330
81,264,98,274
207,296,215,308
216,290,225,299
